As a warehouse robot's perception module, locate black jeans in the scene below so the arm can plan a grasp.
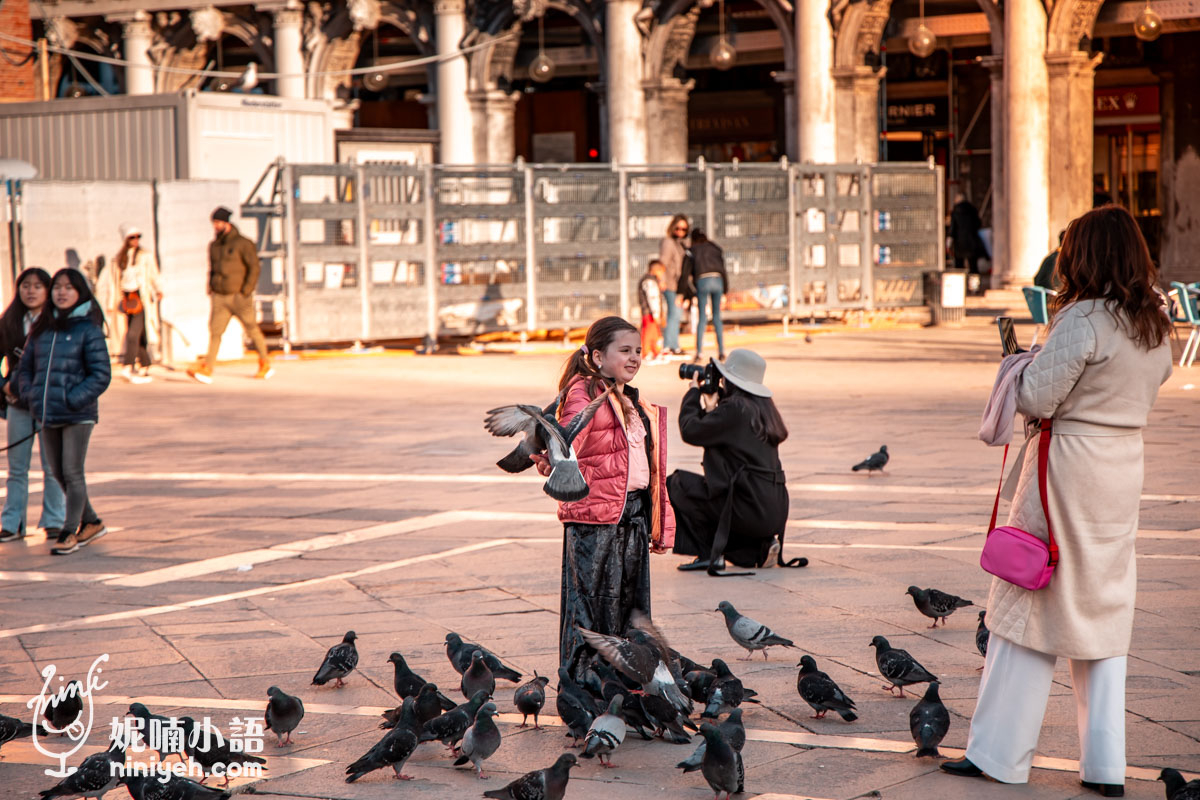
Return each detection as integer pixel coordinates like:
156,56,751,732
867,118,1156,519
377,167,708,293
123,310,150,368
39,424,100,537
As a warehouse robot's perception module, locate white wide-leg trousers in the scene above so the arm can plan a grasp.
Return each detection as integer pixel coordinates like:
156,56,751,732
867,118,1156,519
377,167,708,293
965,634,1127,785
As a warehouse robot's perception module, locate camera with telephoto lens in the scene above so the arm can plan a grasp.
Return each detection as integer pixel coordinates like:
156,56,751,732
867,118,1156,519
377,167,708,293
679,360,721,394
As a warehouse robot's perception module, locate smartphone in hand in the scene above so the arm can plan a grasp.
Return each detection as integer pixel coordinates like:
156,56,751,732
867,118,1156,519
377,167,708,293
997,316,1021,356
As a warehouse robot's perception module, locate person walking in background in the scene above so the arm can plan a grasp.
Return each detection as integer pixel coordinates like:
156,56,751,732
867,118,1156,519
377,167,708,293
16,269,112,556
942,206,1173,796
949,192,983,276
187,207,273,384
0,268,66,543
688,229,728,362
1034,230,1066,291
658,214,690,356
638,260,666,363
98,223,163,384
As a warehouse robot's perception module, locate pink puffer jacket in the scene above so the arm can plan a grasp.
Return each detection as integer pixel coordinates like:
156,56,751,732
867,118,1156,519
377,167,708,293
557,376,675,549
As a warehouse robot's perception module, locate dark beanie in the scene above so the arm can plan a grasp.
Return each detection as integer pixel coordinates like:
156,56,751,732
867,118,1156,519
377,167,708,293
211,206,233,223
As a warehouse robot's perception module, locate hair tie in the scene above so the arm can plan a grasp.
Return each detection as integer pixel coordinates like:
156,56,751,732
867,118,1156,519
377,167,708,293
580,344,589,356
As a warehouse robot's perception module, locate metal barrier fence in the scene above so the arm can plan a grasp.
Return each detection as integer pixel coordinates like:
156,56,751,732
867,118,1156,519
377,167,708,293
260,161,943,345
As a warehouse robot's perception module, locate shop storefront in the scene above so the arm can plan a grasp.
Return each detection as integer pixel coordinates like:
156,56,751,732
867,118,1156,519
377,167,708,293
1093,85,1161,253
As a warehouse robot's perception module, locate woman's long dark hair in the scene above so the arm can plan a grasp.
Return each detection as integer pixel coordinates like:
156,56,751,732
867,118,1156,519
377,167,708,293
723,383,788,447
1052,205,1170,350
0,267,53,349
30,269,105,338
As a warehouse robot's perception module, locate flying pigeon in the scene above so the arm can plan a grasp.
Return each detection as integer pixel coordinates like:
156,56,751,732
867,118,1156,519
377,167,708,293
910,681,950,758
716,600,797,661
0,711,46,753
264,686,304,746
178,717,267,786
870,636,938,697
445,633,522,682
454,702,501,779
577,611,691,714
43,680,84,734
484,386,613,502
514,674,550,729
976,611,990,662
120,773,231,800
581,694,627,767
796,655,858,721
345,699,420,783
556,667,599,746
697,722,741,800
677,709,745,793
1159,768,1200,800
462,651,496,700
126,703,187,763
388,652,454,708
419,689,489,750
482,752,578,800
907,586,974,628
702,659,751,719
38,740,125,799
311,630,358,687
852,445,889,474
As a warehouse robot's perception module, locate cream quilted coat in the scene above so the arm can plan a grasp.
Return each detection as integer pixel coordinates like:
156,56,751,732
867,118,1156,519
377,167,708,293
987,299,1172,659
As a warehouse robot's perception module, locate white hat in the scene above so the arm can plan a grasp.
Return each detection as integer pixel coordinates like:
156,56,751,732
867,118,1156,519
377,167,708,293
713,349,772,397
119,223,141,240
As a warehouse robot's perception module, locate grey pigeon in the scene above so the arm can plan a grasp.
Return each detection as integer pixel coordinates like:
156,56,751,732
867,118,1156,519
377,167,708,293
389,652,454,707
419,689,489,750
852,445,889,473
454,702,502,779
910,681,950,757
126,703,187,762
556,667,598,746
677,709,745,783
581,694,627,767
345,698,419,782
0,711,45,753
716,600,797,661
702,659,749,719
976,611,990,661
43,680,84,734
38,740,125,799
177,717,267,786
577,612,691,714
698,722,741,800
870,636,938,697
445,633,523,682
384,682,448,729
264,686,304,746
907,586,974,628
514,674,550,729
462,650,497,699
1159,768,1200,800
796,655,858,721
120,773,230,800
484,387,613,501
482,752,578,800
311,630,358,687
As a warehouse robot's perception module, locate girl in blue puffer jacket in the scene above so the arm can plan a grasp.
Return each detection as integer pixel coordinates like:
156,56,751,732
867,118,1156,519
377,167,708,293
16,268,112,555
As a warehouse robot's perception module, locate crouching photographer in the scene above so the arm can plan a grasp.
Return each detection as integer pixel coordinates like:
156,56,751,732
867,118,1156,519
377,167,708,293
668,349,807,576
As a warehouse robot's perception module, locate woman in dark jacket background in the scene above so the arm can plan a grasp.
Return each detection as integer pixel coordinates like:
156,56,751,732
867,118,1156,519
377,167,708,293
684,230,729,362
668,348,805,574
16,268,111,556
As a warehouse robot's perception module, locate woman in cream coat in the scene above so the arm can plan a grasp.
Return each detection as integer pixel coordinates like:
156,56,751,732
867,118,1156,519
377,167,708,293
98,223,163,383
942,206,1173,797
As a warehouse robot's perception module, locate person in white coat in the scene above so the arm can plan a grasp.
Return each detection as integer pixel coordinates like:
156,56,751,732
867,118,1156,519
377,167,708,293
942,205,1173,798
98,223,163,383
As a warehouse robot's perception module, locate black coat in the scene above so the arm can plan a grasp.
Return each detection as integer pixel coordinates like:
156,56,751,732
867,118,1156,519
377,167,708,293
948,201,982,260
0,317,31,415
16,303,111,426
682,241,728,296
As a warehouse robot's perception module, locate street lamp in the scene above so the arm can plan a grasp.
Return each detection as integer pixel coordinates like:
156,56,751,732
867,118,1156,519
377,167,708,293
710,0,736,70
908,0,937,58
1133,1,1163,41
530,15,555,83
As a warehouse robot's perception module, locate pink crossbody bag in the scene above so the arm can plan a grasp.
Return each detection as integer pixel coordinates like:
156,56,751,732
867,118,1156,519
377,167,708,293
980,419,1059,590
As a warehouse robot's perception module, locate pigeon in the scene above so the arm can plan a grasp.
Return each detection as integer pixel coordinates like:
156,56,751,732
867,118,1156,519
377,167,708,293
1159,768,1200,800
415,682,454,726
638,690,697,743
697,722,741,800
482,752,578,800
906,586,974,628
264,686,304,746
686,668,717,703
120,773,231,800
484,387,613,501
453,702,501,779
556,667,599,746
593,667,653,741
577,612,691,714
445,633,522,682
514,674,550,729
345,698,420,782
388,652,454,707
311,630,358,687
581,694,627,767
43,680,84,734
462,650,497,700
909,681,950,758
677,709,745,775
702,659,750,719
38,740,125,799
852,445,889,473
796,655,858,721
127,703,187,762
419,689,489,750
0,711,45,753
870,636,938,697
975,611,990,661
177,717,267,786
716,600,797,661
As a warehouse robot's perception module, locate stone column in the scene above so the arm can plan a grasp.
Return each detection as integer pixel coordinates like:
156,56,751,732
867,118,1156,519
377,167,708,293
273,7,305,98
1046,51,1100,242
468,89,519,163
434,0,474,164
832,65,884,163
606,0,648,165
796,0,836,163
643,78,692,164
773,70,798,161
122,15,155,95
980,55,1005,289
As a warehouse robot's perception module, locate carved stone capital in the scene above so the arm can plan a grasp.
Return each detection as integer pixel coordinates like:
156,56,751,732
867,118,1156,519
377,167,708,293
435,0,467,16
1044,49,1102,77
191,6,225,43
274,7,304,27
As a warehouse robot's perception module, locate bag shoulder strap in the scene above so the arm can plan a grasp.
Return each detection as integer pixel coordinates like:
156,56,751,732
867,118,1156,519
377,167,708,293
987,419,1058,568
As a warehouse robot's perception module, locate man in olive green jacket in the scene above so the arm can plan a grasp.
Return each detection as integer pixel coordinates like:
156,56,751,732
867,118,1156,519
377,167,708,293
188,206,273,383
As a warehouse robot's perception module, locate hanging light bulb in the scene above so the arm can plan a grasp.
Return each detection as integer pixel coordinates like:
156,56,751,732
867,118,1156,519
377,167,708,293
530,15,555,83
908,0,937,58
710,0,736,70
1133,1,1163,41
362,30,388,90
239,62,258,91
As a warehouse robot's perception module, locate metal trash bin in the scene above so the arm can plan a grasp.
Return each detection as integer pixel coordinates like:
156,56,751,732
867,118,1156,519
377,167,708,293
926,269,966,325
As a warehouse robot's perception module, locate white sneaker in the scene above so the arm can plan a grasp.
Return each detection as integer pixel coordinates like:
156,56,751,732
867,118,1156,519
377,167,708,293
129,374,152,385
120,365,134,382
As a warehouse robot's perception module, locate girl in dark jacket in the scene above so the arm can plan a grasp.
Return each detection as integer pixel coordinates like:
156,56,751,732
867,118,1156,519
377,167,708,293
16,269,112,556
0,268,66,542
669,348,806,574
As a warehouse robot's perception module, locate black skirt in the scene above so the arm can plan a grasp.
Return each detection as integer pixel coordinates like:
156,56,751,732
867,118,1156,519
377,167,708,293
559,490,652,683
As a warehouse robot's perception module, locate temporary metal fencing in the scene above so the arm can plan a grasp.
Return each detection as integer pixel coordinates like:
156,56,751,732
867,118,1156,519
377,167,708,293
254,160,943,345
